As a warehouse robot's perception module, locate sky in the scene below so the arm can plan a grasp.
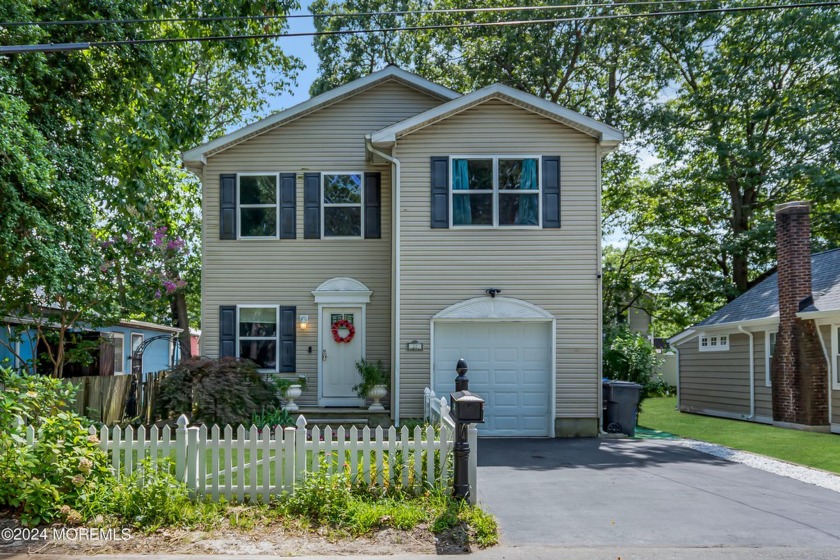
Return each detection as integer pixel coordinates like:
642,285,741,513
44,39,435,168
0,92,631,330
265,1,321,114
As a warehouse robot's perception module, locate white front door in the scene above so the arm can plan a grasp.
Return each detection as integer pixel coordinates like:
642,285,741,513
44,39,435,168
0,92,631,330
320,307,365,406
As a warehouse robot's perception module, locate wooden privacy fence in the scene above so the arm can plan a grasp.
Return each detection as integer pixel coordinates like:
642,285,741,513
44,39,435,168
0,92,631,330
66,375,133,424
83,414,470,503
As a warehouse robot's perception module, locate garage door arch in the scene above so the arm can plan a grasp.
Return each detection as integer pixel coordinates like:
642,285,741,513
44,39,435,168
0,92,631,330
431,297,556,437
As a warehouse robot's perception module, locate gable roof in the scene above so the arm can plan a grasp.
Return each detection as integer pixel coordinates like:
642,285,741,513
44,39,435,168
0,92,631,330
693,248,840,328
368,83,624,149
181,66,460,166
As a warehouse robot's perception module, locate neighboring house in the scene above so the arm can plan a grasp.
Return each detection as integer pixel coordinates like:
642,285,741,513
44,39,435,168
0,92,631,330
669,202,840,434
182,66,624,437
0,318,181,379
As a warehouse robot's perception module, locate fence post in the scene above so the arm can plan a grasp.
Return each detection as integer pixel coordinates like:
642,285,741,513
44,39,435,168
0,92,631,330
295,415,307,484
175,414,189,483
186,425,200,493
468,424,478,505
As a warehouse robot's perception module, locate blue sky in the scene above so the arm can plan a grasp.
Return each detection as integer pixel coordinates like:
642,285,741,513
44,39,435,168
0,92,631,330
266,1,320,114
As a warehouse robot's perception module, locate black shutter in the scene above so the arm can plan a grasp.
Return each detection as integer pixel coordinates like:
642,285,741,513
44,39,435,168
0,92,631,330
542,156,561,228
219,306,236,358
430,157,449,228
220,174,237,239
303,172,321,239
364,172,381,239
279,173,296,239
279,306,296,373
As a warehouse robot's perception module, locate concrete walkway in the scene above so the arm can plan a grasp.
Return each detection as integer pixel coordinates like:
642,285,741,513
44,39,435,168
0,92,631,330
476,437,840,548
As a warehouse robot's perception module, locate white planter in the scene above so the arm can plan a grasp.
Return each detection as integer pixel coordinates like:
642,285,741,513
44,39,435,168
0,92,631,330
367,384,388,412
283,384,303,412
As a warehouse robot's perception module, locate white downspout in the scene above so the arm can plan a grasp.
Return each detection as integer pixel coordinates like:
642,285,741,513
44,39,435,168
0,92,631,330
596,144,605,435
674,346,681,411
738,325,755,420
367,138,401,426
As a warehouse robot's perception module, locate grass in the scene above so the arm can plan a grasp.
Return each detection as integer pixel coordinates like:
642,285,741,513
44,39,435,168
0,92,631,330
638,397,840,474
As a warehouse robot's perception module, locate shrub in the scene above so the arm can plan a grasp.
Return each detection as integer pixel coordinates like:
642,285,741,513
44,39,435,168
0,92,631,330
603,325,668,405
0,367,114,526
155,357,282,425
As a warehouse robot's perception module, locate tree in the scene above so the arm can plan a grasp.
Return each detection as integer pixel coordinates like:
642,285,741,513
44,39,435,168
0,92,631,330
628,6,840,301
0,0,303,370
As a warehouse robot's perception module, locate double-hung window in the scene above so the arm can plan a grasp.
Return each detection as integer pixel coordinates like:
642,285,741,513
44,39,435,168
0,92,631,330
239,174,278,238
108,333,125,374
238,306,279,371
451,157,540,227
322,173,363,237
765,331,777,386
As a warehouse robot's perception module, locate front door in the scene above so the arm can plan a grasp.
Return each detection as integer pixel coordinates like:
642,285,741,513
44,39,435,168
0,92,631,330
320,307,364,406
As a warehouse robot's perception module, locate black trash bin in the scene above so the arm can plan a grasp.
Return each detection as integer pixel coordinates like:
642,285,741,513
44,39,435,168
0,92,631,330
602,380,642,436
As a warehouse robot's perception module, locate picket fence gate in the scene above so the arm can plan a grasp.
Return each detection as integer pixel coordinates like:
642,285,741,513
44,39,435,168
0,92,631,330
81,413,473,503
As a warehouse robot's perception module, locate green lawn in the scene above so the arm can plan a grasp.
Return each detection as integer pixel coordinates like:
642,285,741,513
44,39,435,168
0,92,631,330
638,397,840,474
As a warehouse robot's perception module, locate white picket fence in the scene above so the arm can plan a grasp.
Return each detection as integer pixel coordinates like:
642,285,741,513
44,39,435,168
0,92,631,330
424,387,478,504
79,414,462,503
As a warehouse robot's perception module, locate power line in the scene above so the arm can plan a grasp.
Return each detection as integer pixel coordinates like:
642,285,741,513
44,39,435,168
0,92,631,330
1,2,837,54
0,1,725,28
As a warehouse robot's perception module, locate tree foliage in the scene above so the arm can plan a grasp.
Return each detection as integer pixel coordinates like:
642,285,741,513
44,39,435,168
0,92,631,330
1,0,302,370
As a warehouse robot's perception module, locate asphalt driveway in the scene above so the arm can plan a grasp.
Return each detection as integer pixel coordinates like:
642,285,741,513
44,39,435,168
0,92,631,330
476,438,840,548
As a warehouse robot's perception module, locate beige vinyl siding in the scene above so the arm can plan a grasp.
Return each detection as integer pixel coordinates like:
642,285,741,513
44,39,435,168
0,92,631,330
753,329,773,419
677,333,751,416
395,100,600,418
200,80,443,405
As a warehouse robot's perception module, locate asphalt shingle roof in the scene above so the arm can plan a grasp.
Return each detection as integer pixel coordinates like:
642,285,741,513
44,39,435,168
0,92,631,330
696,248,840,327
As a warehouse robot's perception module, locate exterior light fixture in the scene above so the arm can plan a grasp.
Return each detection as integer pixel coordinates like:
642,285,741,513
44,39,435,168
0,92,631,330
299,315,309,329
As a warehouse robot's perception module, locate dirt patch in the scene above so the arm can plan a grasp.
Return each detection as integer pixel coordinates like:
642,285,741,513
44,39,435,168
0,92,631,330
0,515,474,556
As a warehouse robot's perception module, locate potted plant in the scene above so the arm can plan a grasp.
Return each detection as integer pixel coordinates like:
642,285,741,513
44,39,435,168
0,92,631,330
274,374,307,412
353,359,390,411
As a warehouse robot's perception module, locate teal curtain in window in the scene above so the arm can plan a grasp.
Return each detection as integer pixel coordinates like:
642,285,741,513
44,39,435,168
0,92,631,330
516,159,538,225
453,159,472,225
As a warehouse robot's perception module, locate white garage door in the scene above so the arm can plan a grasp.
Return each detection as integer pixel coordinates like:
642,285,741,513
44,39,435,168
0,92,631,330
433,321,552,437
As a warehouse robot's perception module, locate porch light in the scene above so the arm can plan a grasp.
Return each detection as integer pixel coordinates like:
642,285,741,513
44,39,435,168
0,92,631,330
299,315,309,329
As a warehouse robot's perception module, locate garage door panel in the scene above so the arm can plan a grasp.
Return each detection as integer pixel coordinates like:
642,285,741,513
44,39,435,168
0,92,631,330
433,322,552,437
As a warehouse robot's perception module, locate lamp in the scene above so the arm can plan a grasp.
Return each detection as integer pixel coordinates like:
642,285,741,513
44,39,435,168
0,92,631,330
299,315,309,329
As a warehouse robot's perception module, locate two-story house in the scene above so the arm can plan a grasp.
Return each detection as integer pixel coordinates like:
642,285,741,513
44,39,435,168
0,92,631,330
182,67,623,437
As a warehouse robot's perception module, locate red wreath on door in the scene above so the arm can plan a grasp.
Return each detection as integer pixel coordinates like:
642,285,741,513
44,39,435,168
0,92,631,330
331,319,356,343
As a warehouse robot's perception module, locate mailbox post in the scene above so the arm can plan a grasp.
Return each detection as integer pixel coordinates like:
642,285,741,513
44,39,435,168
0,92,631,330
450,359,484,501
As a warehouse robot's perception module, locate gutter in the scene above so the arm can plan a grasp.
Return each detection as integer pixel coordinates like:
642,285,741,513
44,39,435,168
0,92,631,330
737,325,756,420
366,137,401,426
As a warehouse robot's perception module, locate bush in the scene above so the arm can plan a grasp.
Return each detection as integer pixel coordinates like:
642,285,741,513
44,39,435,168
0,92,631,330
156,357,282,426
603,325,669,405
0,367,114,526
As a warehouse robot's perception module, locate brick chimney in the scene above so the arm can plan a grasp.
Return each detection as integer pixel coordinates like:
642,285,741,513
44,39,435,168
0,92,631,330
771,201,828,427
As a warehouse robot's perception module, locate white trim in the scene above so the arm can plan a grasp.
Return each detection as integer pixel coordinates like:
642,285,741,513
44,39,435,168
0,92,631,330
596,143,604,432
429,298,556,438
448,155,542,229
321,172,365,239
109,332,126,375
831,325,839,391
182,67,460,165
312,277,372,304
130,333,144,373
370,83,624,148
668,328,697,346
765,329,778,387
117,319,182,334
798,309,840,320
433,296,554,321
236,305,281,373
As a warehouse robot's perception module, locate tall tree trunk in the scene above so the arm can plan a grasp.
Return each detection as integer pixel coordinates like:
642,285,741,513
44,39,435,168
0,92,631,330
170,292,192,361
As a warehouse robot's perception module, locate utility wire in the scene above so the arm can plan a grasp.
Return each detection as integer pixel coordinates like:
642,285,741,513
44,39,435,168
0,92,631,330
0,0,716,28
1,2,838,54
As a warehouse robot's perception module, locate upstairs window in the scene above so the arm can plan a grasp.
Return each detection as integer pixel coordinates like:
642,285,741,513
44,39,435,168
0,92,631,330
699,333,729,352
323,173,363,237
239,174,278,238
451,157,540,227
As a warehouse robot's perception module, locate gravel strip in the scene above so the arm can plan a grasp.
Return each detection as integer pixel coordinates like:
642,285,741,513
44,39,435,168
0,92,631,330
667,438,840,493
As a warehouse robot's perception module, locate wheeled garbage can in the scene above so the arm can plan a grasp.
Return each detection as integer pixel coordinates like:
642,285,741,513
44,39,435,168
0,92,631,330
602,380,642,437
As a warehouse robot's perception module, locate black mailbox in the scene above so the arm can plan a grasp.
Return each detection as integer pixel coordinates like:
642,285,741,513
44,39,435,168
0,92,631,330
450,390,485,423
